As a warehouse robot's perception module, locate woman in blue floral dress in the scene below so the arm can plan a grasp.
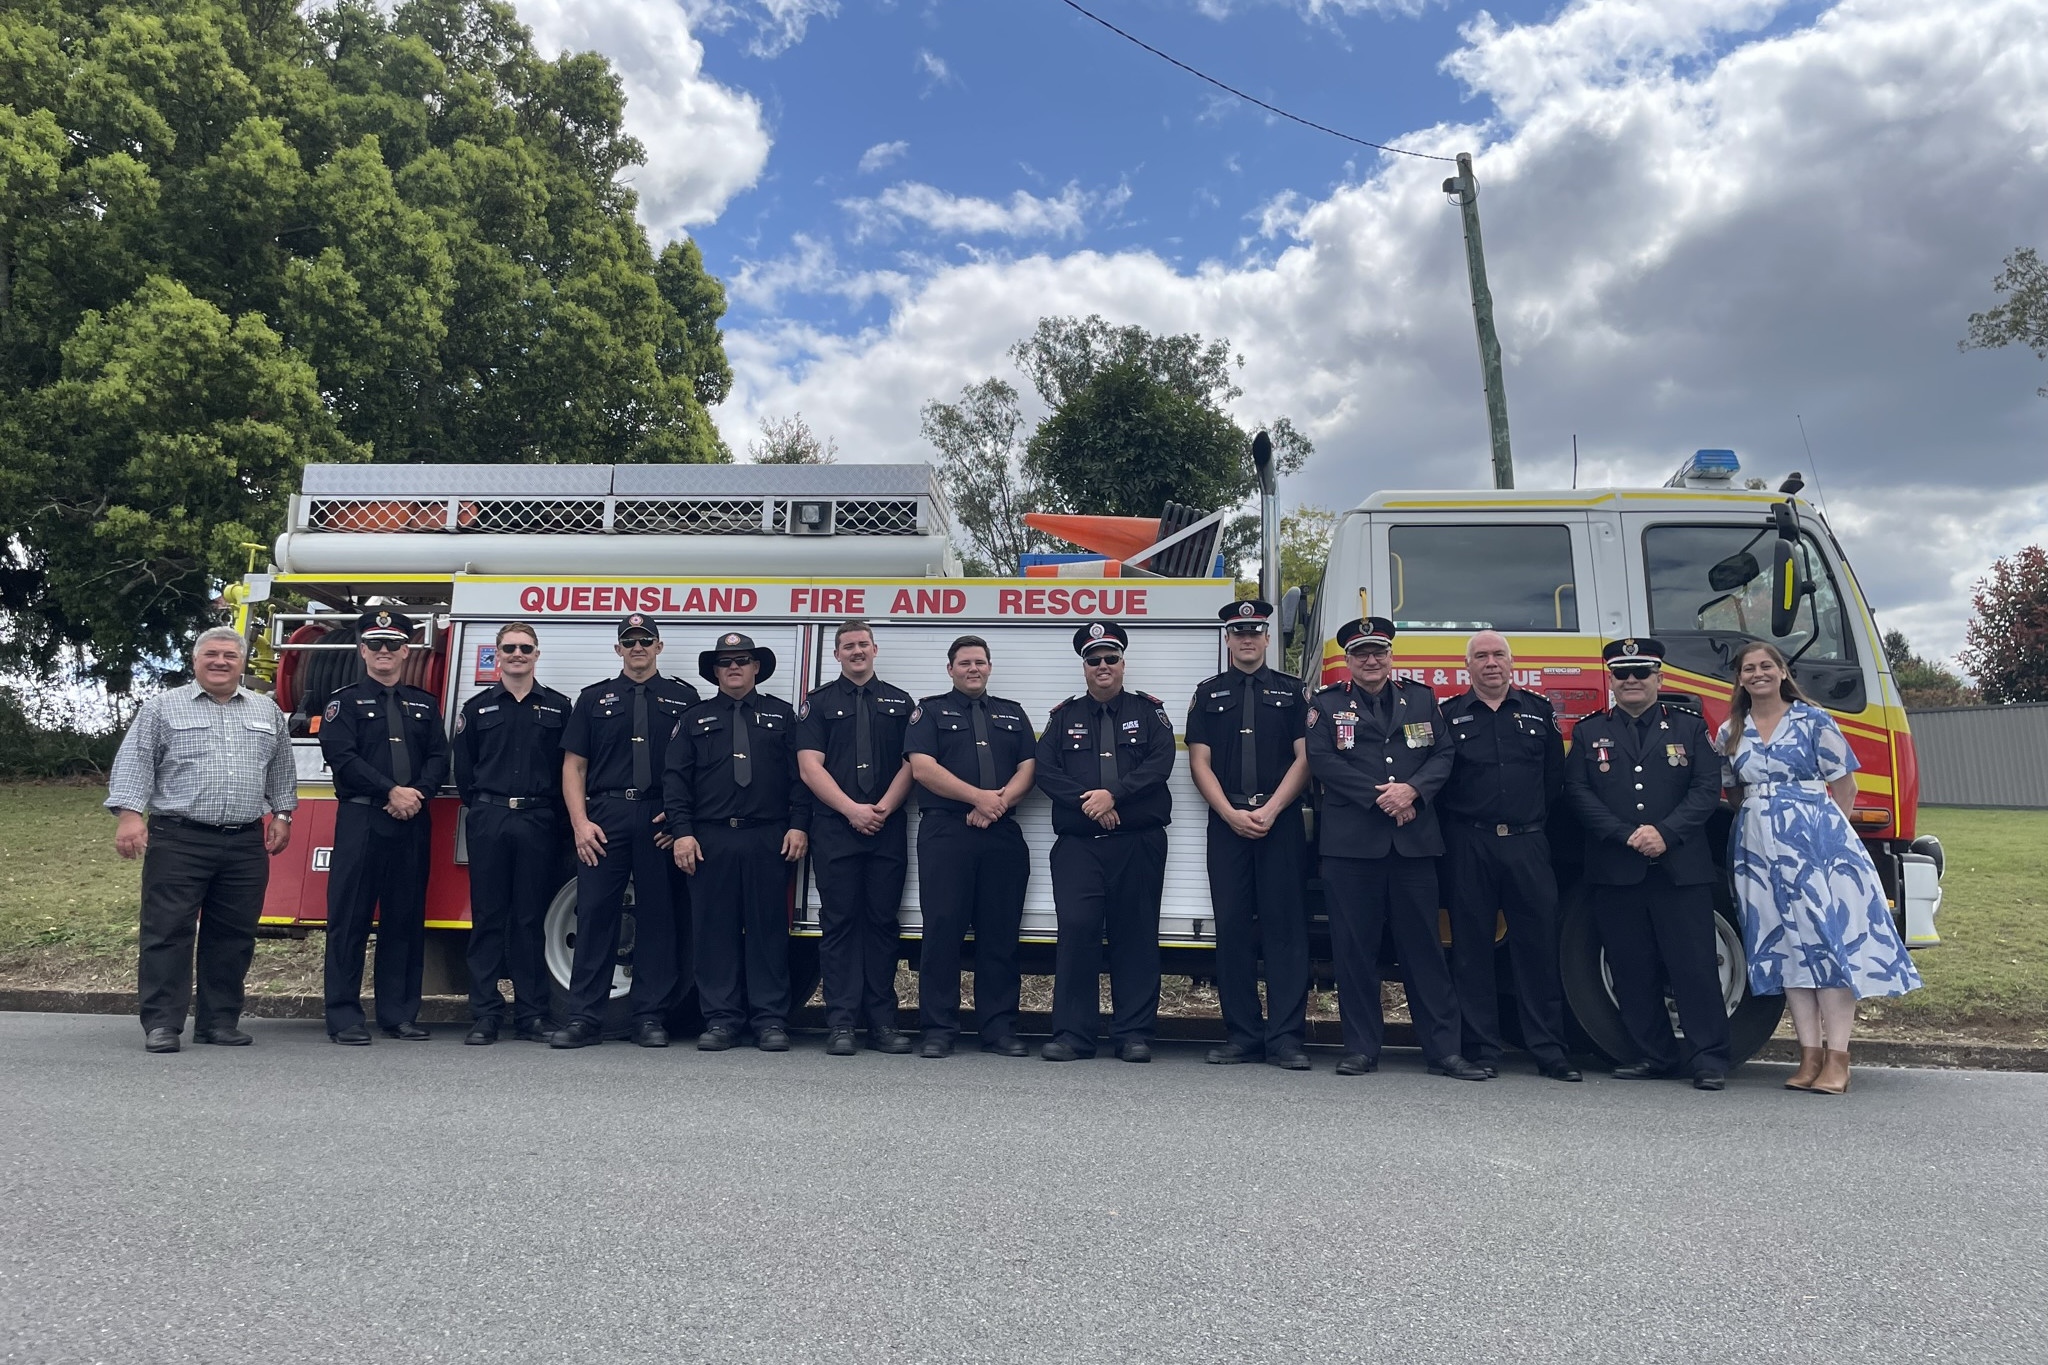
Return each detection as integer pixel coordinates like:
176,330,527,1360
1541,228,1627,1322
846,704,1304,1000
1718,642,1920,1095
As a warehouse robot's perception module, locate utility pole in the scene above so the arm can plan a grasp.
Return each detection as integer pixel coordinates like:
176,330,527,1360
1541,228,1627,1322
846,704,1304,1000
1444,152,1514,489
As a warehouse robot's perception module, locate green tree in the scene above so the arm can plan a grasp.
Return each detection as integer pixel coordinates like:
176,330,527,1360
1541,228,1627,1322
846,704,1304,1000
1881,628,1974,708
919,377,1049,575
0,0,735,687
748,412,836,465
1961,246,2048,397
1959,546,2048,704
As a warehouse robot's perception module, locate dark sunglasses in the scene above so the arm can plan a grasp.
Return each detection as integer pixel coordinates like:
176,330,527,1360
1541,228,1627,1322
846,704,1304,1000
362,639,407,652
1085,652,1123,665
619,636,657,647
496,642,536,655
1608,664,1659,681
714,654,755,668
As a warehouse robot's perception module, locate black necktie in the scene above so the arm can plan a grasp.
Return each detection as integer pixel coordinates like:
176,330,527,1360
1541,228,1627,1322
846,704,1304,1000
732,698,752,788
384,688,411,785
1239,673,1260,796
854,684,874,795
970,697,998,788
1096,702,1119,790
631,683,652,791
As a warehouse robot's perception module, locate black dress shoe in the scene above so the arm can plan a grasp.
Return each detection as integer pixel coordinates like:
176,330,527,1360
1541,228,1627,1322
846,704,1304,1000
920,1035,954,1059
1268,1046,1312,1071
551,1020,603,1049
1693,1072,1727,1091
1040,1040,1081,1062
1428,1054,1492,1081
144,1027,181,1054
193,1026,252,1046
464,1023,499,1046
826,1029,858,1057
1206,1043,1258,1065
867,1028,913,1054
979,1035,1028,1057
330,1025,371,1046
1612,1061,1672,1080
697,1026,739,1051
633,1020,669,1048
381,1022,430,1041
1335,1053,1378,1076
1116,1040,1152,1064
514,1020,557,1043
1477,1061,1500,1079
755,1026,790,1052
1540,1061,1585,1082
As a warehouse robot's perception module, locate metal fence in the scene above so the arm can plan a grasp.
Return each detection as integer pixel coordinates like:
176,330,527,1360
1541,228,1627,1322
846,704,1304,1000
1906,702,2048,808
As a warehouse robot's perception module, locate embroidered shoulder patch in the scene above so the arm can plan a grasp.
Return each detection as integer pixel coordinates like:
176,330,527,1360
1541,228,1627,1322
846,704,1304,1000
1306,707,1318,728
323,701,340,723
909,705,922,724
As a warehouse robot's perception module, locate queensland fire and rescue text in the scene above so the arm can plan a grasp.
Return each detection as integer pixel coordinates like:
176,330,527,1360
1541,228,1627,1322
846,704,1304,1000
511,583,1152,618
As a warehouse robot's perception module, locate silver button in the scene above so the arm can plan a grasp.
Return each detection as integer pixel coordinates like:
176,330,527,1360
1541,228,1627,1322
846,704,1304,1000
1634,783,1643,790
1634,765,1643,773
1636,803,1645,810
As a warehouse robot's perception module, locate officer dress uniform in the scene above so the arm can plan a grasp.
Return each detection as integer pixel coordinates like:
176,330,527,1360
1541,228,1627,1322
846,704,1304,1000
664,632,813,1044
1562,638,1731,1081
1439,683,1575,1074
1034,623,1176,1059
454,671,571,1040
1185,600,1310,1065
904,686,1036,1052
558,617,699,1041
319,610,448,1040
796,670,915,1043
1304,617,1479,1076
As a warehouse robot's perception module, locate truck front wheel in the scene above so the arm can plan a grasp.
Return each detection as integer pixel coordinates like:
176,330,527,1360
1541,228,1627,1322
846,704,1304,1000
542,878,701,1037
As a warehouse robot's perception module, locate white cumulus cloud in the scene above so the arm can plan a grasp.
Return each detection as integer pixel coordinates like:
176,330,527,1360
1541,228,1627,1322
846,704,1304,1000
858,140,910,174
839,181,1128,242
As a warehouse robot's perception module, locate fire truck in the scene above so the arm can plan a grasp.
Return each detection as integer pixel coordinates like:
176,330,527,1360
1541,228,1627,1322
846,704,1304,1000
232,451,1941,1063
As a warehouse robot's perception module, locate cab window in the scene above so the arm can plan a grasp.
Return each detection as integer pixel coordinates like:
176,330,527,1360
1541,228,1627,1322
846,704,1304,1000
1643,524,1852,663
1387,524,1579,632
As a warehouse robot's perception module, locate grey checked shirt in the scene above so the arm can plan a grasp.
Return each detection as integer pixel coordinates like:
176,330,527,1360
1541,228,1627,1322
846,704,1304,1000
105,684,298,824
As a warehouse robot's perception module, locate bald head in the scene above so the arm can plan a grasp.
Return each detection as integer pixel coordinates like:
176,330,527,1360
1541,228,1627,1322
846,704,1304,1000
1466,631,1514,703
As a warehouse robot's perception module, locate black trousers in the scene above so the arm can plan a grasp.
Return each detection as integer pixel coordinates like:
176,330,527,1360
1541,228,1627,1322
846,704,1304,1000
1323,853,1461,1064
916,813,1028,1044
324,801,430,1034
690,822,792,1033
464,803,559,1027
138,818,268,1033
812,809,908,1032
1206,807,1309,1055
1049,827,1168,1054
1593,867,1732,1076
567,795,684,1029
1443,824,1570,1067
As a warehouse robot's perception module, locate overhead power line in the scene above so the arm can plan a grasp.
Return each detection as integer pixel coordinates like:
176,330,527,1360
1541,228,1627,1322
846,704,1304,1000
1054,0,1456,164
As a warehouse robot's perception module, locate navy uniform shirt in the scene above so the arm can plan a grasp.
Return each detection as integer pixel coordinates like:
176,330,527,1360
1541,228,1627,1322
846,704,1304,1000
793,673,915,801
1563,701,1722,886
903,689,1037,817
319,680,449,802
1033,689,1176,836
1439,686,1564,828
561,672,700,795
1184,664,1306,801
663,689,813,838
1304,676,1453,858
454,681,572,804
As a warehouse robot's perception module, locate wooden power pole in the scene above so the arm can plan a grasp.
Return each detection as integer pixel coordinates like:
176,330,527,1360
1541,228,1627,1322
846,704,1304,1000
1444,152,1514,489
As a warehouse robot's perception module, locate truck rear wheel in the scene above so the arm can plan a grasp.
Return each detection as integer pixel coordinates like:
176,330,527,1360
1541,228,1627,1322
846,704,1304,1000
542,877,701,1037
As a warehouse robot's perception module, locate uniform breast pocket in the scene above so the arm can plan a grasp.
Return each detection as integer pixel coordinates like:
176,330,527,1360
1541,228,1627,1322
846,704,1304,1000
534,708,566,733
989,714,1028,736
165,715,215,759
932,713,968,734
754,713,786,733
472,709,509,735
876,698,911,719
1062,731,1093,752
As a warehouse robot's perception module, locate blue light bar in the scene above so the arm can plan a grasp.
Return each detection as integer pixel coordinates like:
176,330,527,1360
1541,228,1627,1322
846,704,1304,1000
1687,448,1740,478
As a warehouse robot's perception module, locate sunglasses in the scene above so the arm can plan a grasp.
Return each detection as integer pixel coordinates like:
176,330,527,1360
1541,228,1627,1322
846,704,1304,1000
619,636,657,647
362,639,407,652
1085,652,1123,665
496,642,535,655
1608,665,1660,681
714,654,755,668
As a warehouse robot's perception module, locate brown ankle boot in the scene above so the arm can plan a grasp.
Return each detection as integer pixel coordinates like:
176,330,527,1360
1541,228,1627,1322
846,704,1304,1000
1785,1046,1824,1090
1811,1048,1851,1094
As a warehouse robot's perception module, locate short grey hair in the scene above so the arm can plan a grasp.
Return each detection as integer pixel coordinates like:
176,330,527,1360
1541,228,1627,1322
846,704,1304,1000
192,626,249,659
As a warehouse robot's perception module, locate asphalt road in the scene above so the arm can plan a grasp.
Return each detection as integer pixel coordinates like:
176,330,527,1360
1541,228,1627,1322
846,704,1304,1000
3,1012,2044,1365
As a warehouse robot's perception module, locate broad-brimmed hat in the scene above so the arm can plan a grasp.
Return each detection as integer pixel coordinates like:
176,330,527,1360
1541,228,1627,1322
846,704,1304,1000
699,630,778,684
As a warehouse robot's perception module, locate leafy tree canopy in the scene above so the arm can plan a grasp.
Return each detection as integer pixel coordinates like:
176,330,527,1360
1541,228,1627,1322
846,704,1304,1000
1960,546,2048,704
0,0,734,688
748,412,836,465
1961,246,2048,397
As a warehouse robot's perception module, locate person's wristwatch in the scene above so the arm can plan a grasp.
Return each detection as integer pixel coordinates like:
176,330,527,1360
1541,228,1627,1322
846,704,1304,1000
273,813,291,823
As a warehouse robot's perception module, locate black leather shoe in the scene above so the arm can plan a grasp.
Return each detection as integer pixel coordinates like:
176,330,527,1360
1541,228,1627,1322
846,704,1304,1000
920,1035,954,1059
1693,1072,1727,1091
826,1029,858,1057
979,1035,1028,1057
1268,1046,1312,1071
551,1020,603,1049
1116,1040,1152,1064
330,1025,371,1046
867,1028,912,1054
464,1023,499,1046
1206,1043,1258,1065
1612,1061,1672,1080
193,1026,251,1046
514,1020,557,1043
1335,1053,1378,1076
1477,1061,1500,1079
1040,1040,1081,1062
382,1022,430,1041
755,1026,790,1052
633,1020,669,1048
144,1027,181,1054
1428,1054,1492,1081
1540,1061,1585,1082
696,1026,739,1051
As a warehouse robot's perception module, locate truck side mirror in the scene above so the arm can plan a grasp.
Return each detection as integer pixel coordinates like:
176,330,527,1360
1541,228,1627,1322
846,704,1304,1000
1769,524,1807,639
1278,585,1303,649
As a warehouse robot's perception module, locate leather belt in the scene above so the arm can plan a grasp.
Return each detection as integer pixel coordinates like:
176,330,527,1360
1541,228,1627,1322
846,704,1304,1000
150,813,262,835
1227,792,1271,810
713,817,776,829
594,788,655,801
472,793,552,810
1462,819,1545,837
344,796,381,806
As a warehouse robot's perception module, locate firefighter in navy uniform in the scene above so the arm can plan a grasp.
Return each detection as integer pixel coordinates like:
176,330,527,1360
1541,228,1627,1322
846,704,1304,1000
553,614,700,1050
796,619,916,1058
667,631,812,1053
904,635,1039,1060
453,622,572,1045
1563,637,1731,1089
1305,617,1488,1080
319,609,449,1044
1439,630,1582,1082
1035,622,1176,1064
1185,600,1313,1071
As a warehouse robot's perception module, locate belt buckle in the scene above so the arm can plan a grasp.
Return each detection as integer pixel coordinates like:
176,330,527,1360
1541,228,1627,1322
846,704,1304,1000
1495,823,1510,837
727,817,742,828
621,787,641,800
1247,793,1267,809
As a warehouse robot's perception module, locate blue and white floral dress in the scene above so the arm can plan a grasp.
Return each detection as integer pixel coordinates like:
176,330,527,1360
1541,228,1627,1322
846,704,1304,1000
1719,701,1921,999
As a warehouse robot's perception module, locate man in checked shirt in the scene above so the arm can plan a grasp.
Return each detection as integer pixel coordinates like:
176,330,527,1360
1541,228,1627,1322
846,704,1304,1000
107,627,297,1054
